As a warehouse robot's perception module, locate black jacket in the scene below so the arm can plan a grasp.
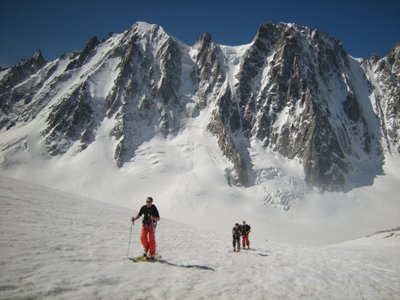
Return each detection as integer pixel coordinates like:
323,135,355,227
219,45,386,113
232,226,241,239
138,204,160,224
241,224,251,235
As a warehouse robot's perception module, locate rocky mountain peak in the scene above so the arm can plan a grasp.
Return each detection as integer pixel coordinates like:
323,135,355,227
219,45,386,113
65,36,100,71
0,49,47,121
129,21,169,43
193,32,213,52
0,22,399,200
0,50,46,89
253,22,276,42
196,32,212,45
31,50,45,65
388,42,400,73
365,41,400,155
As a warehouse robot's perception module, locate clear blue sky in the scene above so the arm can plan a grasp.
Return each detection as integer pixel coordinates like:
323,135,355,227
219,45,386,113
0,0,399,67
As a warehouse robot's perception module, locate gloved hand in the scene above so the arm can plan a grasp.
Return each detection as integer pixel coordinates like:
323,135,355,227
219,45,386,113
131,217,135,223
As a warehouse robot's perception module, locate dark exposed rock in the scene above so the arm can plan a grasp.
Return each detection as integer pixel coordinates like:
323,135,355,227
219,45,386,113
363,42,400,154
0,52,60,130
206,23,384,190
207,88,250,186
41,82,96,155
65,37,100,71
0,50,46,94
192,32,225,109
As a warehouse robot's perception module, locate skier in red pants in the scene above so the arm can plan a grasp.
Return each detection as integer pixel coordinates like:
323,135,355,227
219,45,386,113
132,197,160,261
241,221,251,249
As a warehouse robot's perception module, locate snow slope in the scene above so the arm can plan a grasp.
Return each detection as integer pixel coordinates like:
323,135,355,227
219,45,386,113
1,176,399,300
1,110,400,245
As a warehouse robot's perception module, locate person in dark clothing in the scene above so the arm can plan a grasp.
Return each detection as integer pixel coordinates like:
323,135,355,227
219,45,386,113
241,221,251,249
132,197,160,260
232,223,241,252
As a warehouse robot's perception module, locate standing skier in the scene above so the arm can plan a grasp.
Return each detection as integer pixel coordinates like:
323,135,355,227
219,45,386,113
232,223,241,252
132,197,160,260
241,221,251,249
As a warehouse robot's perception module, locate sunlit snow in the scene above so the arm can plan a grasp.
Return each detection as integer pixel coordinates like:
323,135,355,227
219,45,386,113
1,176,399,299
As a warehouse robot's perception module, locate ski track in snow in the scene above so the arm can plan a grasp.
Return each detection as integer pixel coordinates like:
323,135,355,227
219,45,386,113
0,176,399,300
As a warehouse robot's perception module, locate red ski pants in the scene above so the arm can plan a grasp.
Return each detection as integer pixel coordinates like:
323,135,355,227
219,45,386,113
141,223,156,256
242,233,250,248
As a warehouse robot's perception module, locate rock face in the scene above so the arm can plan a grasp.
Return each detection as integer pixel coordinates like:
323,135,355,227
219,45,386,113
204,23,389,191
0,22,398,192
363,43,400,155
0,50,47,129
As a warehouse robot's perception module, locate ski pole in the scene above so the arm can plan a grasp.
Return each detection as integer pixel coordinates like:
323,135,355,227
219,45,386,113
127,221,133,257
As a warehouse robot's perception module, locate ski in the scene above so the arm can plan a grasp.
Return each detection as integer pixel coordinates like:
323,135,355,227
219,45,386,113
128,254,162,263
128,256,147,263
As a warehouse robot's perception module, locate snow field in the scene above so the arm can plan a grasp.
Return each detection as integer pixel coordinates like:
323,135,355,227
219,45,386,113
1,176,399,300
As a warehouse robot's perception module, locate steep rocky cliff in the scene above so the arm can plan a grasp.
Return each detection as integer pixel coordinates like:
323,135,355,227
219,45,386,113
0,22,398,194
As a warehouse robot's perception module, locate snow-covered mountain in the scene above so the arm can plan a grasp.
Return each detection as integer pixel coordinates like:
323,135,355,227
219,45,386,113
0,21,399,210
1,176,399,299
